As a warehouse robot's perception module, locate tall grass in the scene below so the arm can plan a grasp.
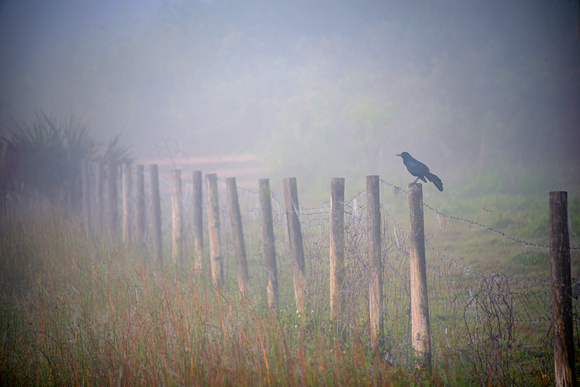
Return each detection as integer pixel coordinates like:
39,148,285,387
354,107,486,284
1,209,452,386
3,184,574,385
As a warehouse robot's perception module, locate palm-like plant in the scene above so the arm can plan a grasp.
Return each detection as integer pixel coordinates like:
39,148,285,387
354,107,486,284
5,111,131,210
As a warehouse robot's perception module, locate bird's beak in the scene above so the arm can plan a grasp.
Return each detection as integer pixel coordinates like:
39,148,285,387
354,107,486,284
396,153,401,157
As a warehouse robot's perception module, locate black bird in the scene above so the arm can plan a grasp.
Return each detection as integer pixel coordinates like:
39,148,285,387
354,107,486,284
396,152,443,192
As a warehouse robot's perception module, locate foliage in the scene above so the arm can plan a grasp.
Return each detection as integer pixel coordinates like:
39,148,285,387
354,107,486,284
4,111,130,209
8,111,94,202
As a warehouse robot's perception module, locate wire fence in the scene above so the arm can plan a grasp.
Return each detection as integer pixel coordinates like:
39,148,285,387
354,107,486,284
58,162,580,384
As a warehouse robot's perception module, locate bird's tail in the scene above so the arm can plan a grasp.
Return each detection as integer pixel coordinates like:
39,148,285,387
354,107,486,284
425,171,443,192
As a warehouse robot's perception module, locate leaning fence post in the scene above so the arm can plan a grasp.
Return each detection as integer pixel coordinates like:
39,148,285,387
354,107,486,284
171,169,183,268
206,173,223,288
366,175,383,350
550,191,576,387
122,163,132,243
192,171,204,271
226,177,249,297
283,177,307,314
259,178,279,309
408,183,432,372
107,161,118,238
149,164,163,267
330,177,345,324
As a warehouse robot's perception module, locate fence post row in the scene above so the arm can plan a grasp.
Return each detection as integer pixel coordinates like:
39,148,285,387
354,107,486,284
550,191,576,387
283,177,307,314
77,160,580,383
226,177,250,298
206,173,223,288
408,183,432,372
259,178,279,309
330,177,345,325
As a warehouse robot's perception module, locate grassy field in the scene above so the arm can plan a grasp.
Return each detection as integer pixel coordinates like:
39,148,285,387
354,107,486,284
1,188,578,385
0,210,424,386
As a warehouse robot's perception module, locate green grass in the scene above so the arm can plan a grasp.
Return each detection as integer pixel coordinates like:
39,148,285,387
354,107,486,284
1,186,578,385
418,190,580,280
0,210,442,386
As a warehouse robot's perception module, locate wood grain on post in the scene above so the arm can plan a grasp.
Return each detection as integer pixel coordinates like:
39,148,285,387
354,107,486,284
226,177,249,297
283,177,307,313
192,171,204,271
408,183,432,372
107,161,118,237
259,178,279,309
149,164,163,267
81,159,90,234
122,163,132,243
366,175,383,350
135,165,146,244
171,170,183,267
550,191,576,387
330,177,345,323
206,173,223,288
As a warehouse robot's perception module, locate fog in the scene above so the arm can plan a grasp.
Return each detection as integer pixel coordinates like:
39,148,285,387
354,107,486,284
1,0,579,197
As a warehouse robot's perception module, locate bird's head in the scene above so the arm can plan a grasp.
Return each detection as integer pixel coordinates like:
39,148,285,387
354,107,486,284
396,152,411,160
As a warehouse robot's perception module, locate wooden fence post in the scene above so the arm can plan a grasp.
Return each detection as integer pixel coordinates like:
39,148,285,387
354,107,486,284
330,177,345,323
206,173,223,288
192,171,204,271
149,164,163,267
171,169,183,268
135,164,146,245
366,175,383,350
226,177,249,297
81,159,90,234
259,178,279,309
122,163,132,243
550,191,576,387
107,161,118,237
408,183,432,372
283,177,307,314
95,161,104,237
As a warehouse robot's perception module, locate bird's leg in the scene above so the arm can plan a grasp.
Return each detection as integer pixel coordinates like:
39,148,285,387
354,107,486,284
412,177,420,185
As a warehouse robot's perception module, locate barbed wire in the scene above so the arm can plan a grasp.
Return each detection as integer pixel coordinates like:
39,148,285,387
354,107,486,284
73,163,578,385
378,178,579,251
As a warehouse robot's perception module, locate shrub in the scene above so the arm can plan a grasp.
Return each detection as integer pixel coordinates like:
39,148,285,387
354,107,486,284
3,111,130,211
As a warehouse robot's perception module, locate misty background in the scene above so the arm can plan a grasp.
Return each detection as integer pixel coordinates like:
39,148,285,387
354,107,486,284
1,0,579,199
